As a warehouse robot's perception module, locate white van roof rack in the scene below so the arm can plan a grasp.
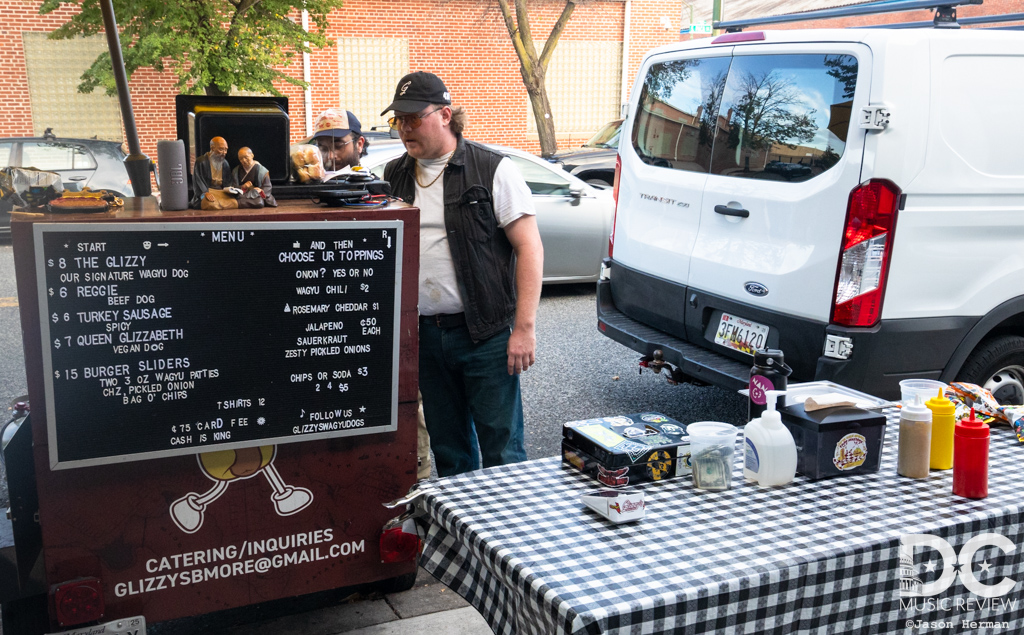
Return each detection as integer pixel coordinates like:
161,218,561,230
715,0,984,32
857,11,1024,28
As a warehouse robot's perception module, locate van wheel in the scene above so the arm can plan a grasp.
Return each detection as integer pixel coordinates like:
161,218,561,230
958,335,1024,405
586,178,611,188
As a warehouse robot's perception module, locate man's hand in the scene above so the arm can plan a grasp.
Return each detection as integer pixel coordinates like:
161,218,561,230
507,325,536,375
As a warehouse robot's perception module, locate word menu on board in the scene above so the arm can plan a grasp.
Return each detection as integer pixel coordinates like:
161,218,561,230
34,221,403,469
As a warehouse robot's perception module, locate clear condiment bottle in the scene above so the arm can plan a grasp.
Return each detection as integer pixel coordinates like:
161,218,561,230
953,407,989,499
927,388,955,470
897,394,932,479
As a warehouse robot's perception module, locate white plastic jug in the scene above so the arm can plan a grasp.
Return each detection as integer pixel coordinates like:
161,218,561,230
743,390,797,486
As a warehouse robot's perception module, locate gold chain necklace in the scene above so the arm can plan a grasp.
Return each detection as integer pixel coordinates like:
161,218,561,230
415,154,451,189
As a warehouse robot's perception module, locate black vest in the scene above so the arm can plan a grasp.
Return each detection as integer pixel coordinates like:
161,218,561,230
384,137,516,342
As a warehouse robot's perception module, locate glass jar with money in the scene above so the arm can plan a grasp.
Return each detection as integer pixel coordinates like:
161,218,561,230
687,422,739,491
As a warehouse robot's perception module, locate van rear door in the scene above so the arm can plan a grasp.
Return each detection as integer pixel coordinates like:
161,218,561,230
614,47,734,287
688,43,870,349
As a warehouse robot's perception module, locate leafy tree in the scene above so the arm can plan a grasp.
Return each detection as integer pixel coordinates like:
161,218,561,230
39,0,343,96
496,0,577,158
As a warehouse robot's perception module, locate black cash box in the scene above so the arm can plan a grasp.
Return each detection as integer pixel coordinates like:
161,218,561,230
561,413,691,488
779,403,887,481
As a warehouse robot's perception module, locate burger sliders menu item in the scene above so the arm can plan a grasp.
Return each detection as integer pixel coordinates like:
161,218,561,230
562,413,691,488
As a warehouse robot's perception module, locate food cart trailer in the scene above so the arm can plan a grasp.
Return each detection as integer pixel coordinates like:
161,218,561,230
1,198,421,633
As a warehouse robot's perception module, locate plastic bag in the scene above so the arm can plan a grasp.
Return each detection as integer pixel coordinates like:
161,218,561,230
0,166,63,210
290,144,325,183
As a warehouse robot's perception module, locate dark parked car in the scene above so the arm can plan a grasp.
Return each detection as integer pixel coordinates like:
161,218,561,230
0,130,134,240
763,160,812,180
548,119,622,187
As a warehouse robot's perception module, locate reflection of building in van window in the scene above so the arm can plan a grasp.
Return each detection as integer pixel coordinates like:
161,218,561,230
631,57,731,173
633,53,857,183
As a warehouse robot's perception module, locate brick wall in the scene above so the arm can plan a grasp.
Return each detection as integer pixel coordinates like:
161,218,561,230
2,0,1021,159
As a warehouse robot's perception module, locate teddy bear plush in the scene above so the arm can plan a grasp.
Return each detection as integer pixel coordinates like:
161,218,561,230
291,144,325,183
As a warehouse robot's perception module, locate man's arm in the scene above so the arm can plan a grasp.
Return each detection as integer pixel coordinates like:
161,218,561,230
503,214,543,375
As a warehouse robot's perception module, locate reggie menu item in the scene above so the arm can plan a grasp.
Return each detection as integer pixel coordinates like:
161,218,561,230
34,221,402,469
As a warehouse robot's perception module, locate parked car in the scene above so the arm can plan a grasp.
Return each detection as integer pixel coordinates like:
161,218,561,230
363,143,613,283
0,130,134,197
597,26,1024,403
1,131,134,240
763,160,812,180
548,119,622,187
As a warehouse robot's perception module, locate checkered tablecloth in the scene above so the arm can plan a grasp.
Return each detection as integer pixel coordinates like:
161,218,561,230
419,411,1024,635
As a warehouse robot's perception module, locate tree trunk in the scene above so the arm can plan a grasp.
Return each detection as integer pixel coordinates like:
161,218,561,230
205,84,229,96
526,81,558,158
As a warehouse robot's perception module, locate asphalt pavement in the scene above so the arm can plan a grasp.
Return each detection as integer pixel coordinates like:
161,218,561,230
0,242,747,632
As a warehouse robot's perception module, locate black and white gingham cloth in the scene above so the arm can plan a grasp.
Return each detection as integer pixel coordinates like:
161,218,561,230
419,410,1024,635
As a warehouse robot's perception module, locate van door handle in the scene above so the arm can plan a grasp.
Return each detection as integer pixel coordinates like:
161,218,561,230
714,205,749,218
68,176,87,181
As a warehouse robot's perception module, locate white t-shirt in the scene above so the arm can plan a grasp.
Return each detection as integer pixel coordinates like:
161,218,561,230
417,154,534,316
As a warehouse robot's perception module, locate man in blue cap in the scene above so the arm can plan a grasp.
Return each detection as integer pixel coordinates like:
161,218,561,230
312,108,369,171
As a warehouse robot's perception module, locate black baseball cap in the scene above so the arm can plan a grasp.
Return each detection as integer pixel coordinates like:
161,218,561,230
381,72,452,115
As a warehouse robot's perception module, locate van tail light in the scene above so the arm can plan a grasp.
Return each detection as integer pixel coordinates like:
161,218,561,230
52,577,105,627
609,154,621,258
380,516,422,563
830,179,901,328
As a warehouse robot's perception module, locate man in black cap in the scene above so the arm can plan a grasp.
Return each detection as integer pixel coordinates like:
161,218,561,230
383,71,543,478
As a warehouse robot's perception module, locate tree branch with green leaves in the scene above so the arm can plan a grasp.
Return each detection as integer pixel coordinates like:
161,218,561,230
39,0,343,96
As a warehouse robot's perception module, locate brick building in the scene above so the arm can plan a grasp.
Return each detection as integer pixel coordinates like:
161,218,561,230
2,0,1021,159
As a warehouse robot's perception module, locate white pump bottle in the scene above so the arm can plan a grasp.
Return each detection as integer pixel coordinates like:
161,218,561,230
743,390,797,486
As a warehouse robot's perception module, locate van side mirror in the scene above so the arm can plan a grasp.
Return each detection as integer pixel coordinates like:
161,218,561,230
569,186,583,206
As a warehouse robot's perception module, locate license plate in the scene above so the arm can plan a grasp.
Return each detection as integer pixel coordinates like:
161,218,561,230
49,616,146,635
714,312,768,354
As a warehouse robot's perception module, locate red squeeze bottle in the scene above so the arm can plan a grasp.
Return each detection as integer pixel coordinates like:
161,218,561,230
953,408,989,499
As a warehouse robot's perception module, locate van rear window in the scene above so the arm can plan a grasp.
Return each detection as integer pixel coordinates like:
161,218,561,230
709,54,857,182
631,56,732,174
632,53,857,182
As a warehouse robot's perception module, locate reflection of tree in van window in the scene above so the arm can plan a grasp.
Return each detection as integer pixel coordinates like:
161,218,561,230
642,59,697,103
631,56,732,174
710,54,855,182
825,55,858,100
726,70,817,159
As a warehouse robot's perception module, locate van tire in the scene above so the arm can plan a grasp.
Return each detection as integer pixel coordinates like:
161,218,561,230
958,335,1024,405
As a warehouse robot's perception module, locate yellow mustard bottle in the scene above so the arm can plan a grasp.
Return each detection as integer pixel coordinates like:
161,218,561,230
927,388,955,470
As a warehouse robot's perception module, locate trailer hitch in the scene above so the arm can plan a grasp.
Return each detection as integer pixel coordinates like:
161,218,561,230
639,350,707,386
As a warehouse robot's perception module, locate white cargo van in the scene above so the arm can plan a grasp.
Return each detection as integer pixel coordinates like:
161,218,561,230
597,24,1024,402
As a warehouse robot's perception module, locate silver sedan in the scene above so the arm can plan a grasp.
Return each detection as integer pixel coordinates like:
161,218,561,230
362,143,613,284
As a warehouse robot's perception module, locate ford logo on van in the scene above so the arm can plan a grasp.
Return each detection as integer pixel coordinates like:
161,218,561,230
744,282,769,297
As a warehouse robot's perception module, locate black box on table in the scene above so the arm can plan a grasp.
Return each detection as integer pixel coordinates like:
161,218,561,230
779,403,887,481
561,413,691,488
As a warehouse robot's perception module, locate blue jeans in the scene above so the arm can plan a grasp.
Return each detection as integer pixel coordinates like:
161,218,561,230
419,323,527,477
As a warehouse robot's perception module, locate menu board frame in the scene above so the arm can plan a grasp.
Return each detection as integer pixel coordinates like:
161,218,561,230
33,221,403,470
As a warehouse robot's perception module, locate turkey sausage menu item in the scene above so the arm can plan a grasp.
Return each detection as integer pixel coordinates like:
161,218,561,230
33,221,403,469
561,413,691,488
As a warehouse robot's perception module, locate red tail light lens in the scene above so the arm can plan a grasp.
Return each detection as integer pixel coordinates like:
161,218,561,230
380,518,421,563
609,154,621,258
830,179,901,327
53,578,104,627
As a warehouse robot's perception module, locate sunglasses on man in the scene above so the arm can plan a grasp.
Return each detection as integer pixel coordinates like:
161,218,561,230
388,107,444,131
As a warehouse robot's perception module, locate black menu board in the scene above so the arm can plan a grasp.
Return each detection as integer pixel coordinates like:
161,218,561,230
34,221,403,469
